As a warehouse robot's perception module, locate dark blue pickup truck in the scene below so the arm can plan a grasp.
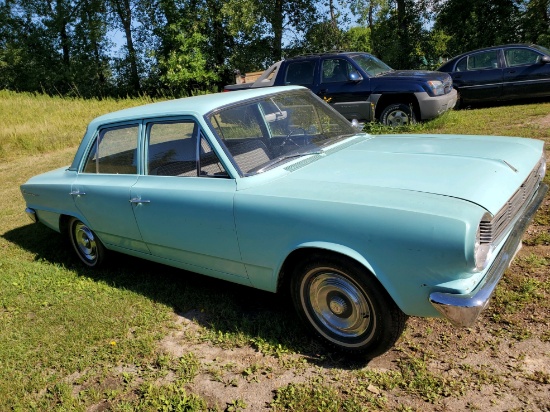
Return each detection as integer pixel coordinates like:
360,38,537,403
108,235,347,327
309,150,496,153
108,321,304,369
225,52,457,126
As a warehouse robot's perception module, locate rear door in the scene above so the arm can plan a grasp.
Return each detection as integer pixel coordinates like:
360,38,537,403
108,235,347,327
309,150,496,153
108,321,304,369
71,123,150,253
451,49,503,103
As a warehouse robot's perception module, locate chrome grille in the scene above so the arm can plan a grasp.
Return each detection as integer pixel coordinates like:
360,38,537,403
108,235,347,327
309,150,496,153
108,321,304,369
481,157,545,245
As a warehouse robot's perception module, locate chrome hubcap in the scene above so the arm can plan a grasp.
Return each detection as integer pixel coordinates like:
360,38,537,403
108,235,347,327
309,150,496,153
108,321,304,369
305,270,373,339
74,222,97,263
387,110,410,126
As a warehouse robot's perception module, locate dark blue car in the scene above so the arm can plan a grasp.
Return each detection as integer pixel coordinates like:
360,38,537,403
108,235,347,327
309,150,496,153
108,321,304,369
438,44,550,107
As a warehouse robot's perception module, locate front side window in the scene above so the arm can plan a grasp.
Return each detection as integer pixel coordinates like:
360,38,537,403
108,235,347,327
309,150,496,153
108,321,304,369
321,59,357,83
82,125,138,174
147,120,227,178
505,48,541,67
467,50,499,70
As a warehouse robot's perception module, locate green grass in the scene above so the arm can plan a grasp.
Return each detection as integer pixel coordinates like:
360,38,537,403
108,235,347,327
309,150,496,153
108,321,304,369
1,90,549,411
0,90,154,161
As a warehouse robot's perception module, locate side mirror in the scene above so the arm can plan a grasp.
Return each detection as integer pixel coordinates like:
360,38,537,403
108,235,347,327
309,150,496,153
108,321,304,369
540,55,550,64
348,72,362,82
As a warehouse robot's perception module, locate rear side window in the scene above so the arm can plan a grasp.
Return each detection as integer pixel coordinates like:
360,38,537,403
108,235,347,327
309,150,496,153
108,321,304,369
82,125,138,174
455,57,467,72
467,51,499,70
284,61,315,85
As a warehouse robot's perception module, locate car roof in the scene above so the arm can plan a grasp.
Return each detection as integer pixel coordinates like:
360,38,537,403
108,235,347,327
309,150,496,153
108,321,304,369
288,51,371,60
88,86,305,128
446,44,543,62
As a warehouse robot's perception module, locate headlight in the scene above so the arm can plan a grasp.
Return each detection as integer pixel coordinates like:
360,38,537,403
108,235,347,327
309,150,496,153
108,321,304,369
474,212,494,271
427,80,445,96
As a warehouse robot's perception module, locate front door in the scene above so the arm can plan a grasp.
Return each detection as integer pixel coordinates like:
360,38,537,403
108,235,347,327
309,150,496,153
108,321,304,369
318,58,371,122
130,119,247,279
502,47,550,99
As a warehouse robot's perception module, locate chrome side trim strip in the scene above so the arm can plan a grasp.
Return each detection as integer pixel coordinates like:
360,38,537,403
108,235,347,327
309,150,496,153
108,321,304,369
429,182,548,327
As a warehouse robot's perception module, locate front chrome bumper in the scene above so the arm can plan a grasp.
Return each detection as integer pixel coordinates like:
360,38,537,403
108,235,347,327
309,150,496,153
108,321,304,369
429,182,549,327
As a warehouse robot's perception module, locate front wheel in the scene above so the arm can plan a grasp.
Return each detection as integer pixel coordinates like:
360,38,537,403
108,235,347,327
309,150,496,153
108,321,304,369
380,103,416,126
68,217,106,267
290,254,407,359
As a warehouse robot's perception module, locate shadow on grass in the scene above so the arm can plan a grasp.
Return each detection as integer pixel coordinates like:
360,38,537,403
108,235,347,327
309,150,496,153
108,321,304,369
3,223,370,369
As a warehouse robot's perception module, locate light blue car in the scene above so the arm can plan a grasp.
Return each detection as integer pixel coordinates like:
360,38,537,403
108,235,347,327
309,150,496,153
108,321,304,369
21,86,548,359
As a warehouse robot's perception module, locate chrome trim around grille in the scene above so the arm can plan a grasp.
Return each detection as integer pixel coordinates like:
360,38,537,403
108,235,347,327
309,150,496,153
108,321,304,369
481,156,546,246
430,182,548,327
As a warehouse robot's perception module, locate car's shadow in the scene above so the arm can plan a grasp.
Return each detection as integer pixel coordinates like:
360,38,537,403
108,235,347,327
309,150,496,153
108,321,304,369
3,223,370,369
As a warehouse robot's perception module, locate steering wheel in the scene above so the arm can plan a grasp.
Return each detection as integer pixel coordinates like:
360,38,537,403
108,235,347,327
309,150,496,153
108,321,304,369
279,127,306,149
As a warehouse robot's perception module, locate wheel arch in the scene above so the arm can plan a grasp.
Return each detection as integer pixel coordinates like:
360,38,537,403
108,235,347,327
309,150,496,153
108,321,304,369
375,93,420,121
276,242,400,308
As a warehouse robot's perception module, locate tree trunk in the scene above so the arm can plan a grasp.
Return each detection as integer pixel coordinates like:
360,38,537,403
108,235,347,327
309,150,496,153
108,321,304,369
112,0,141,93
273,0,283,60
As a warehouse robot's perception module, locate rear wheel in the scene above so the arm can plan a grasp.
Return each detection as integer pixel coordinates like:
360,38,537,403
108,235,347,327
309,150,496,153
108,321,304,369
68,217,105,267
290,254,407,359
380,103,415,126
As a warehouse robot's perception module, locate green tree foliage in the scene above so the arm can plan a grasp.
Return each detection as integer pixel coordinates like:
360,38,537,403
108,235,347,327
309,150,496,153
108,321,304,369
1,0,549,97
370,0,433,69
433,0,523,56
522,0,550,47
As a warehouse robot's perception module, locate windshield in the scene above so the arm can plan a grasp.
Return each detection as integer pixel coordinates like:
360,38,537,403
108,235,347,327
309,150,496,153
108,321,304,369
351,54,393,76
207,89,357,176
532,44,550,56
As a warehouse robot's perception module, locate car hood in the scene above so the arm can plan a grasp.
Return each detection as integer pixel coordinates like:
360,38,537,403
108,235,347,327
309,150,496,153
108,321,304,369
377,70,450,82
283,134,543,215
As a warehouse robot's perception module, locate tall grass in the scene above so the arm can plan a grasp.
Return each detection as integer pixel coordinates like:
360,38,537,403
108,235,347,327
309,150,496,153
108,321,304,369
0,90,154,161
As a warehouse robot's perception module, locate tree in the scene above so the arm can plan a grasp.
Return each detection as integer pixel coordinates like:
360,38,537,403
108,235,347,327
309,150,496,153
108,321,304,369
108,0,142,94
434,0,522,56
522,0,550,47
370,0,431,69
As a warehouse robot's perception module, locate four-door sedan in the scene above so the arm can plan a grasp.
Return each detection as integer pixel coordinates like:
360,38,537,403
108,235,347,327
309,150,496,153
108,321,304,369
438,44,550,107
21,86,548,359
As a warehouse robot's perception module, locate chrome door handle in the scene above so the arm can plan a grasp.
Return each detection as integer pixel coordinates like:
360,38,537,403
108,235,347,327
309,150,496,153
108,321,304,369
70,190,86,196
129,197,150,204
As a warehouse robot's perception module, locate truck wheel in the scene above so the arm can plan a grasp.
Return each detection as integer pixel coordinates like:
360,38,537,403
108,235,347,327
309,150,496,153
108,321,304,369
380,103,415,126
290,254,407,359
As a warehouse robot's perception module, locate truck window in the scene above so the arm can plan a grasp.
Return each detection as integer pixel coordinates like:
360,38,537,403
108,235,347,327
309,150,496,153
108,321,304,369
322,59,356,83
284,61,315,85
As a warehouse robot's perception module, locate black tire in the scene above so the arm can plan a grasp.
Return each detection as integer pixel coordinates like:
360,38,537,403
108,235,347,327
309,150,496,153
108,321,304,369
380,103,416,126
454,90,462,110
68,217,106,268
290,254,407,359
